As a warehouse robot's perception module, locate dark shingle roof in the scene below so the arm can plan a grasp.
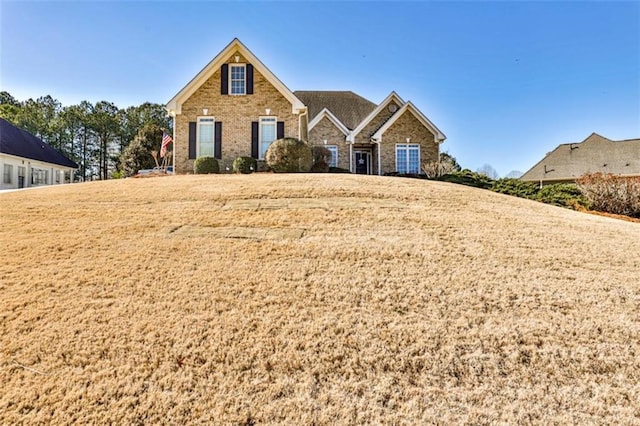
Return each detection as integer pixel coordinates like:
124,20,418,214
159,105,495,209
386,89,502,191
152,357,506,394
521,133,640,182
294,91,376,130
0,118,78,168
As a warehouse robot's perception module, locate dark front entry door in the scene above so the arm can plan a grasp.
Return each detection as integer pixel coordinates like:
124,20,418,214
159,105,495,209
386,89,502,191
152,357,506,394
355,152,369,174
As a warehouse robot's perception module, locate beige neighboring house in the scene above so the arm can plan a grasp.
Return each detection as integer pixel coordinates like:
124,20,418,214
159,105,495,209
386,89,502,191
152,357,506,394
166,38,446,174
521,133,640,185
1,118,78,190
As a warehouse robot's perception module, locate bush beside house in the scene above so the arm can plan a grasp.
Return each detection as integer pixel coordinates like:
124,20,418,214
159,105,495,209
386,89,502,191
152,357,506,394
194,157,219,174
265,138,313,173
233,156,257,174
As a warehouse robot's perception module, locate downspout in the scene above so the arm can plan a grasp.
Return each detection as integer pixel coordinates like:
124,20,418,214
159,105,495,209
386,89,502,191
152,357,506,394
376,140,382,176
349,142,353,173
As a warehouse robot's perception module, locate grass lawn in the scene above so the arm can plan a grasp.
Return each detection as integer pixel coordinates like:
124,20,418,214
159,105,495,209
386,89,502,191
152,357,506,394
1,174,639,424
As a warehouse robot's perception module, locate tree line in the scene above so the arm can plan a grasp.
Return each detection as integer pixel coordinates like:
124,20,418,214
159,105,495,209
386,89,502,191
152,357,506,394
0,91,172,180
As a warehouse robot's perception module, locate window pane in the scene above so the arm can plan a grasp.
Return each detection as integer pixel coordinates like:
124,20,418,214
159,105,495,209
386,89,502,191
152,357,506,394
327,146,338,168
230,65,245,95
3,164,12,184
260,120,276,159
408,146,420,173
199,121,214,157
396,147,407,173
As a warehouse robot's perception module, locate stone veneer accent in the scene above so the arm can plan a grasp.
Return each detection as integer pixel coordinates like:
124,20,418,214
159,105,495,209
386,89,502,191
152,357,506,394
378,110,439,174
174,52,303,173
308,116,349,170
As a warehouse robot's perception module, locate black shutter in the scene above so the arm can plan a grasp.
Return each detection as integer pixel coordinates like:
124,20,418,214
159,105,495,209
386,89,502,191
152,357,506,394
246,64,254,95
277,121,285,139
251,121,259,159
188,122,197,159
221,64,229,95
214,122,222,160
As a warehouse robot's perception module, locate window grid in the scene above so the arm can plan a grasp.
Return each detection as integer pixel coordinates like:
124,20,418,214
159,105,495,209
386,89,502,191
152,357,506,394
396,144,420,174
230,65,246,95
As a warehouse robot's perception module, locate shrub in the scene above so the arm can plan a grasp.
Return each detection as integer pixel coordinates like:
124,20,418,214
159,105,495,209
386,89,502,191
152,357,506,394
576,173,640,217
491,178,539,199
311,145,331,173
111,170,125,179
435,169,495,189
232,156,257,174
264,138,313,173
422,156,459,178
534,183,588,209
193,156,219,174
422,161,453,179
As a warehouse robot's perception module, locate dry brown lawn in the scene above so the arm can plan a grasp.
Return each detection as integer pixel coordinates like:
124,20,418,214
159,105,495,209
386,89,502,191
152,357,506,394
1,174,639,424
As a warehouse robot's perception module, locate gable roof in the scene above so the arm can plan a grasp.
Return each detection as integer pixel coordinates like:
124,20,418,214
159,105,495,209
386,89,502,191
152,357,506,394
167,38,305,115
0,118,78,168
520,133,640,182
347,91,405,142
307,108,351,136
294,91,376,130
371,101,446,143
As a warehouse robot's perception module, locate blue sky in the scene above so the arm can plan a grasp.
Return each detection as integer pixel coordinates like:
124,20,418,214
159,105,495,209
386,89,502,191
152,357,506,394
1,1,638,176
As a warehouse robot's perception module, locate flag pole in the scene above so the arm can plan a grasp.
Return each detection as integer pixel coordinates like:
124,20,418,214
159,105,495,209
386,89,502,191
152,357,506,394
171,113,176,175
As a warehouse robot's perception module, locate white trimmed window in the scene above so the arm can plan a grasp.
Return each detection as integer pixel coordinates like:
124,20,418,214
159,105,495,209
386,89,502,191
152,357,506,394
259,117,277,159
230,64,246,95
326,145,338,168
3,164,13,184
197,117,215,157
396,144,420,174
31,168,47,185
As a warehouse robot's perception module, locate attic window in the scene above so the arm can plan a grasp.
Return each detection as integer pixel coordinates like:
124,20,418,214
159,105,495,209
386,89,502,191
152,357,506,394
230,64,246,95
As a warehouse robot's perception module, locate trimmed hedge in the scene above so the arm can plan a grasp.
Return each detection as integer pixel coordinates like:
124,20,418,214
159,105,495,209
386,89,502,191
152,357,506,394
233,156,257,174
194,156,219,174
265,138,313,173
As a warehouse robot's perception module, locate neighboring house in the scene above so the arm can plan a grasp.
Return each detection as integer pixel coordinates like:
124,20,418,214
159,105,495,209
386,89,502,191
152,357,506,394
0,118,78,190
166,38,446,175
521,133,640,185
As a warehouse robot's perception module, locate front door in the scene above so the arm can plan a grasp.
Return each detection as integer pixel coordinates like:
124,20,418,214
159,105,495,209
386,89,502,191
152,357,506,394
355,151,370,174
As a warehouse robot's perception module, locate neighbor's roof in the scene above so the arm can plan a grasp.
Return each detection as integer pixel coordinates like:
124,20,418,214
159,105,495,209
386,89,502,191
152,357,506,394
521,133,640,182
167,38,305,115
294,91,376,130
0,118,78,169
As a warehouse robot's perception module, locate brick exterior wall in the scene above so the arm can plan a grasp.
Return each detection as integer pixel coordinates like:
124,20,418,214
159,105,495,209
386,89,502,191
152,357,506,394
174,52,303,173
378,110,439,175
308,116,349,170
354,100,402,144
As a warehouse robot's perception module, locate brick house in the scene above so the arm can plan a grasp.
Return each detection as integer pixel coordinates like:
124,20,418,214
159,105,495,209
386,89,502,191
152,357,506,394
166,38,445,174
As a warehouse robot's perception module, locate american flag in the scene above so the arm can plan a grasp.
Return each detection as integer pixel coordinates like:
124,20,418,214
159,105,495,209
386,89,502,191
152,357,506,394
160,132,173,158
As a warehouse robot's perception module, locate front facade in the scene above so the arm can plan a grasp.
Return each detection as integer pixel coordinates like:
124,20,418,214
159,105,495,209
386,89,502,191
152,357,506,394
0,118,78,190
521,133,640,185
167,39,445,174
